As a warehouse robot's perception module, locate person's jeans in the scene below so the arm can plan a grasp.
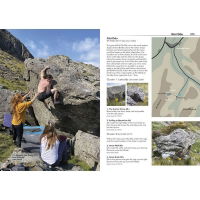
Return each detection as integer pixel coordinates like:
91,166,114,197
53,140,67,166
12,123,23,147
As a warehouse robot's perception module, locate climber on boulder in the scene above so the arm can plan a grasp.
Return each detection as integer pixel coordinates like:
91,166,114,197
37,66,60,104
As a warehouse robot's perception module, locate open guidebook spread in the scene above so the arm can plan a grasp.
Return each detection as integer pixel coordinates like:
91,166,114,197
1,30,200,171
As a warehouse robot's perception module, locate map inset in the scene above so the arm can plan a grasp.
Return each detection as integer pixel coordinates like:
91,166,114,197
152,37,200,117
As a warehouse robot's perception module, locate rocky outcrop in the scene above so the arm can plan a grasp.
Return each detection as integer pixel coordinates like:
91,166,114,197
154,129,196,159
24,56,100,136
0,29,33,61
74,130,100,169
0,88,13,121
107,85,125,100
127,86,144,106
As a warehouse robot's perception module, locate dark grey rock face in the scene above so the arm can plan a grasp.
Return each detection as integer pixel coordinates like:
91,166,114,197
24,55,100,136
107,85,125,100
127,86,144,106
0,29,33,61
154,129,196,158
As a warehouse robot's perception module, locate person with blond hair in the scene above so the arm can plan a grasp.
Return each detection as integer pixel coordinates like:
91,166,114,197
40,123,67,166
11,92,39,147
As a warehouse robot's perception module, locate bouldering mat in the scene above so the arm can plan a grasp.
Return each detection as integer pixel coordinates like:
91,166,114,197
23,126,45,135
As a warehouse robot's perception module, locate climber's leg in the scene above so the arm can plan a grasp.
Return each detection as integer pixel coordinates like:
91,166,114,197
51,88,60,104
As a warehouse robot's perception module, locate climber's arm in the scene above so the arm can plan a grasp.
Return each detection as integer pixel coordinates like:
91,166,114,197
40,66,50,79
22,91,31,101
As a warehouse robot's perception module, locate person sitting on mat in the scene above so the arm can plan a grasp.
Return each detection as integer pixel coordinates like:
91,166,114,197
37,66,60,104
40,123,67,167
11,91,39,148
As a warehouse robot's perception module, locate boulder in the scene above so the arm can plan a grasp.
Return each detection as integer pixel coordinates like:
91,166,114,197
127,96,137,106
127,86,145,104
24,56,100,136
155,128,196,158
0,88,13,121
107,85,125,100
74,130,100,168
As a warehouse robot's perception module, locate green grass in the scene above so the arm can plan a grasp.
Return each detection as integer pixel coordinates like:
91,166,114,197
152,122,194,135
0,133,15,162
0,77,27,91
152,157,192,165
0,50,27,91
137,96,148,106
67,156,91,171
107,98,125,106
152,122,166,132
0,50,25,75
191,139,200,153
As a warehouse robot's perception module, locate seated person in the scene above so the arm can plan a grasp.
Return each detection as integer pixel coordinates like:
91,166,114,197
40,123,67,167
37,66,60,104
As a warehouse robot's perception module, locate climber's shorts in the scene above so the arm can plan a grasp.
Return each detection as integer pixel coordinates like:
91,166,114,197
37,90,53,102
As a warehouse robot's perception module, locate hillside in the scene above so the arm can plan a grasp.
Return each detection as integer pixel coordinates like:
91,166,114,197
0,29,33,91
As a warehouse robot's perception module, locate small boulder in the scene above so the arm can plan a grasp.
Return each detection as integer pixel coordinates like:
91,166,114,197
155,128,196,158
74,130,100,168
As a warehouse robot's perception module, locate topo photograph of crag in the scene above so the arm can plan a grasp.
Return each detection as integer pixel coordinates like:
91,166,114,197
0,29,100,171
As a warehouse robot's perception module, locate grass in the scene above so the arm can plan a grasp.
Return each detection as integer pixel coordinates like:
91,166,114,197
107,98,125,106
152,157,192,165
0,133,15,162
152,121,200,136
0,50,25,75
67,156,91,171
127,83,148,106
152,122,200,165
137,96,148,106
0,50,27,91
152,122,166,132
0,77,27,91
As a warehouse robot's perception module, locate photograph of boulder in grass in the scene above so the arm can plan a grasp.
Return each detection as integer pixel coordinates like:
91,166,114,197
0,29,100,171
152,121,200,165
127,83,148,106
107,83,125,106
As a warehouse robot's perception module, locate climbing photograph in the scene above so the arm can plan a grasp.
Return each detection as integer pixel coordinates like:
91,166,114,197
107,83,126,106
0,29,100,171
152,121,200,165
